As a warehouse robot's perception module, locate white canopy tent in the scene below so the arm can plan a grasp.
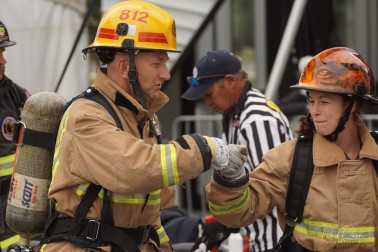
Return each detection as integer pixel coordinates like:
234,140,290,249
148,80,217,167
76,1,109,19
1,0,221,101
1,0,89,101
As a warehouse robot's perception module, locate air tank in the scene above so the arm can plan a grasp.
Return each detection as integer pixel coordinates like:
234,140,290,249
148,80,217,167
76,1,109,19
6,92,66,246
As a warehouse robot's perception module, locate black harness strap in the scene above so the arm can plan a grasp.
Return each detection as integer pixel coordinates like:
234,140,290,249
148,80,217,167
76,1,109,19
46,217,156,251
276,136,314,251
11,123,56,149
73,183,103,223
82,87,123,130
285,136,314,224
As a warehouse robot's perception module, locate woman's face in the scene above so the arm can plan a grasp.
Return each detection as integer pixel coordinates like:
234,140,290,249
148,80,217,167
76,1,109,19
307,90,348,136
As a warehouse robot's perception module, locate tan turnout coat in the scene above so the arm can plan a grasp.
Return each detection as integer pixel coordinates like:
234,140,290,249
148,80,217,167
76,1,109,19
43,68,207,252
206,124,378,252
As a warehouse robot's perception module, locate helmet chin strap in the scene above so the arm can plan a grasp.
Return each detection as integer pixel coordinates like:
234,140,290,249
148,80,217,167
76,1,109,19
325,97,355,141
127,49,162,141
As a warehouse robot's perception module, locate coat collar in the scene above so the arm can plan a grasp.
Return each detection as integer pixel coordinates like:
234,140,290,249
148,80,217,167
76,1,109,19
313,124,378,167
93,68,168,121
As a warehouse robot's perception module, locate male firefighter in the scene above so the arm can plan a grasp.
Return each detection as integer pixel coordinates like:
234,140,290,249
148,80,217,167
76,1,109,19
40,1,247,252
0,21,30,252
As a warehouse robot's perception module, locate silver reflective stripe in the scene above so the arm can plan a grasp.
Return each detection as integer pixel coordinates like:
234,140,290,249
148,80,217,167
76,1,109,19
160,144,178,187
296,218,375,243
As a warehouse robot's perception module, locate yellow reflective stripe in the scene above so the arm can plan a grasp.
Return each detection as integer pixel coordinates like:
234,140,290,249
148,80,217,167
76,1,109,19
295,218,376,244
77,183,90,196
0,234,20,250
157,226,169,244
0,154,15,177
76,183,105,198
108,190,161,205
146,190,161,205
40,243,47,252
77,184,160,205
160,144,179,187
52,109,70,179
108,192,147,204
208,188,250,215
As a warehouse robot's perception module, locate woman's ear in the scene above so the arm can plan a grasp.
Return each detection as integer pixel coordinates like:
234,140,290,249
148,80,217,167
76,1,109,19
347,97,359,115
351,101,357,113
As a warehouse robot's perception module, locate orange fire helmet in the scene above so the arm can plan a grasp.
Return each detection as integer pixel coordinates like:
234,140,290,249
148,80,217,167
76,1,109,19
291,47,378,104
83,0,178,54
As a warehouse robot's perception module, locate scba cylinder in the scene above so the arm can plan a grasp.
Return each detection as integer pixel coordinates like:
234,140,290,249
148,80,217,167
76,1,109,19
6,92,66,241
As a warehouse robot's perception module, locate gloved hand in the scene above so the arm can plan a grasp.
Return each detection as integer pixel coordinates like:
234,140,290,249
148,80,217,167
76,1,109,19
219,144,248,180
190,221,240,252
204,137,229,170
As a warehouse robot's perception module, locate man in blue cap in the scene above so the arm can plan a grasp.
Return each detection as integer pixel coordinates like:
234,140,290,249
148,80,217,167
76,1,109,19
183,50,293,252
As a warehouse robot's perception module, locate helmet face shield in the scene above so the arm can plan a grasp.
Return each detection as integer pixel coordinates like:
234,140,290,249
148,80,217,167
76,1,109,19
291,47,377,103
83,1,178,54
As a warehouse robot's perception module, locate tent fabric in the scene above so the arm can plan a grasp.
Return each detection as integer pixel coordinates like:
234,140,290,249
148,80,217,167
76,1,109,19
1,0,90,101
1,0,220,101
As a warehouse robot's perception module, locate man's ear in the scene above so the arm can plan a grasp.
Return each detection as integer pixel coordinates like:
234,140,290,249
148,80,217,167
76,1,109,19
224,74,236,89
118,55,130,78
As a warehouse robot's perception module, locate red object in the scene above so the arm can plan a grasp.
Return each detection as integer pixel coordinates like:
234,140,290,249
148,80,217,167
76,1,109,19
243,235,250,252
204,215,251,252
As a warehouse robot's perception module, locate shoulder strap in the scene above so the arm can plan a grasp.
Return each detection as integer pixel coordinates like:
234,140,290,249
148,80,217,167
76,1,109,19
276,136,314,250
285,136,314,224
62,87,123,130
64,87,123,222
82,87,123,130
370,131,378,175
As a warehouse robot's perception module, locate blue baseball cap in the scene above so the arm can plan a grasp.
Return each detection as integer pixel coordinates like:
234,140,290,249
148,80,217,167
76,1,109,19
182,50,241,101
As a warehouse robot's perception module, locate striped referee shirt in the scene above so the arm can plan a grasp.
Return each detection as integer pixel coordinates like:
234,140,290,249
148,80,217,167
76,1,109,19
222,82,293,252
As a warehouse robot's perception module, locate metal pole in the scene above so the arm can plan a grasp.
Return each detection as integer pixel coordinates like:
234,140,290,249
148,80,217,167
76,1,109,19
254,0,267,91
264,0,308,101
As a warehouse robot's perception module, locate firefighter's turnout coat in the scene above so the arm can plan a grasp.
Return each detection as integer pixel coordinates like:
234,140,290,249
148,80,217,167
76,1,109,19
206,124,378,252
43,68,211,252
0,76,29,250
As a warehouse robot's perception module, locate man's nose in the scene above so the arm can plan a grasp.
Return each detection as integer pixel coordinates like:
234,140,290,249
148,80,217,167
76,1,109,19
160,64,171,80
0,53,7,65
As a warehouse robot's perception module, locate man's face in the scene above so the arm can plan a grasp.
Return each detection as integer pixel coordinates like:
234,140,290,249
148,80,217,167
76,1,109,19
135,51,171,102
203,79,233,114
0,48,6,80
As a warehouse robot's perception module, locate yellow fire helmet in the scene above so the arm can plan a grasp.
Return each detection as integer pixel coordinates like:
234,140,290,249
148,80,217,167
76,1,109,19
83,0,178,54
291,47,378,104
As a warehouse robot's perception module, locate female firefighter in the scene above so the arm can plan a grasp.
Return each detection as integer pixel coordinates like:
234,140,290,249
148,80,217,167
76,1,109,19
40,1,247,252
205,47,378,252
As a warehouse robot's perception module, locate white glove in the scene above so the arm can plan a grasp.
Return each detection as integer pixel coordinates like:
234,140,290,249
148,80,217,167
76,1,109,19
193,243,207,252
204,137,229,170
220,144,248,180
